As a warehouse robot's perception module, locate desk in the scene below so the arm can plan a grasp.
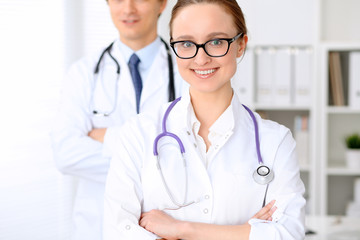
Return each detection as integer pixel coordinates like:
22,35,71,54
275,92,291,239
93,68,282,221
305,215,360,240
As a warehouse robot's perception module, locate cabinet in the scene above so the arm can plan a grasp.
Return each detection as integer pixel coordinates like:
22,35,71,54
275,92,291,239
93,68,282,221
232,0,360,216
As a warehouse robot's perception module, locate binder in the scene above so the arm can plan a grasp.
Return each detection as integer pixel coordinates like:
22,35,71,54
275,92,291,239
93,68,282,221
349,51,360,109
274,48,292,105
329,52,345,106
232,48,254,106
294,115,309,167
294,48,312,106
354,178,360,203
256,47,275,104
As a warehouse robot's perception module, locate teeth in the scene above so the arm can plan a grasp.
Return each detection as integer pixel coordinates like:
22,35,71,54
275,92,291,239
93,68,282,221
194,69,215,75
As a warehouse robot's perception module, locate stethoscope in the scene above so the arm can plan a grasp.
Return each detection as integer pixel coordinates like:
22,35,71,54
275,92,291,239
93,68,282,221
92,38,175,117
153,97,274,210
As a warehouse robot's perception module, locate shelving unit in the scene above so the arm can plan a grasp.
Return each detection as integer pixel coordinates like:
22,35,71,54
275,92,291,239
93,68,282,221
316,0,360,216
232,0,360,216
320,44,360,215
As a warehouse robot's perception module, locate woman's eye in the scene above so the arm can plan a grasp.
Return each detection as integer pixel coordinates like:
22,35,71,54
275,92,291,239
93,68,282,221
210,39,223,46
182,42,194,48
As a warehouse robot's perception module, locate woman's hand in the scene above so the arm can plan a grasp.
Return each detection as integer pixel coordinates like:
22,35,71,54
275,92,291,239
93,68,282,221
251,199,277,221
139,210,181,240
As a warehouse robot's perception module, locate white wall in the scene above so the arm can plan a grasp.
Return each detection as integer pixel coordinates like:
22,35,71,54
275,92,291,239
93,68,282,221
0,0,174,238
0,1,74,239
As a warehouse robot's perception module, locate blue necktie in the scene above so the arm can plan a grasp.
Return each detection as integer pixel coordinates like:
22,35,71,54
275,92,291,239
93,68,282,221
128,54,142,114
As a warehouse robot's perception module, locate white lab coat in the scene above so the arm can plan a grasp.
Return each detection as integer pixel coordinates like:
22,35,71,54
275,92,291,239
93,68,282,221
51,38,187,240
104,90,306,240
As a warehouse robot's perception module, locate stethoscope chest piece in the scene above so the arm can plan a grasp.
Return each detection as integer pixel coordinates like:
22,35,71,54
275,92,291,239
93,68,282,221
253,165,274,185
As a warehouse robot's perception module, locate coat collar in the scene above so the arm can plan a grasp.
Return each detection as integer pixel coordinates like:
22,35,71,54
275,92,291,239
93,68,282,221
173,89,246,133
110,38,170,110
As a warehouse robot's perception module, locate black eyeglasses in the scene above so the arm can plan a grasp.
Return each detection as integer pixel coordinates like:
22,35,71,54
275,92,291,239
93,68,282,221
170,33,243,59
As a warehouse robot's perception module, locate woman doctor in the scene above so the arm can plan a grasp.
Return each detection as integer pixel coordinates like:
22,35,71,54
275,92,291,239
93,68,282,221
103,0,306,239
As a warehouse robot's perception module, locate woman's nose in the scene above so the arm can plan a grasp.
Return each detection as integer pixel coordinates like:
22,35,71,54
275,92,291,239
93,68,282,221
193,47,211,66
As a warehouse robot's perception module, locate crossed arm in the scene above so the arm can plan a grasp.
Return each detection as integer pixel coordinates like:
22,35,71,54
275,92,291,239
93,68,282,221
140,200,276,240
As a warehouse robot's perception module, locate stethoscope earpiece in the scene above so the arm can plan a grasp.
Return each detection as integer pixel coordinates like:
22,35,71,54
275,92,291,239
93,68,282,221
253,165,274,185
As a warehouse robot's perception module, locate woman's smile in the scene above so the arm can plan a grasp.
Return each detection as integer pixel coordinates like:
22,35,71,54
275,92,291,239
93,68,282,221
192,68,218,78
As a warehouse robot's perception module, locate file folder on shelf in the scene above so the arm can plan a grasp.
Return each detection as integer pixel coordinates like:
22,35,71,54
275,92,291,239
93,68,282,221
232,48,254,106
294,115,309,167
294,48,312,106
274,48,292,105
329,52,345,106
349,51,360,109
255,47,275,104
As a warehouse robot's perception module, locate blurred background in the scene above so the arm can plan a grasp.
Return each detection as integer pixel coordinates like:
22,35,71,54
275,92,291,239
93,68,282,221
1,0,360,239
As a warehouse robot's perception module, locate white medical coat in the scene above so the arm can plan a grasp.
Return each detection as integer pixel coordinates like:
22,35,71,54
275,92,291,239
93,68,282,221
51,38,186,240
104,90,306,240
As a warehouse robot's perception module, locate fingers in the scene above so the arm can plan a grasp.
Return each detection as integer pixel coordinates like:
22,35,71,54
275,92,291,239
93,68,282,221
139,213,147,228
139,210,162,228
139,211,153,228
252,199,276,220
265,205,277,221
254,199,275,217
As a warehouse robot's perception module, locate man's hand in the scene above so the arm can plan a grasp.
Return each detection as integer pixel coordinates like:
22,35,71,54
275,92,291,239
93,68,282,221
88,128,107,143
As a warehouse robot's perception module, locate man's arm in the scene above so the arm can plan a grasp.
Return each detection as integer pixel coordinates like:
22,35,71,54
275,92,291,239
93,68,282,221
51,60,110,183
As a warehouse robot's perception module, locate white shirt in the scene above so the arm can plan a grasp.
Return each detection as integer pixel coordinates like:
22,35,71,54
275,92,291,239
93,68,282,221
118,37,161,82
189,102,235,168
103,90,306,240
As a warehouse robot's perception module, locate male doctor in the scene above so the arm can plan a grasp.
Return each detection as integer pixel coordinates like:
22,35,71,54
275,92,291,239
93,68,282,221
51,0,186,239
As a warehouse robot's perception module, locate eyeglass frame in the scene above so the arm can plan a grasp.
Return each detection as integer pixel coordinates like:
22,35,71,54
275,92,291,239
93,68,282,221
169,33,244,59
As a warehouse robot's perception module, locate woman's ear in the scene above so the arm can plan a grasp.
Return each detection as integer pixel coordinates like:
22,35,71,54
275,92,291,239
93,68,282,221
237,34,248,58
159,0,168,14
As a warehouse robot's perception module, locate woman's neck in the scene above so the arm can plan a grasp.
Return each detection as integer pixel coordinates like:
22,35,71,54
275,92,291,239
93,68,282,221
190,87,233,150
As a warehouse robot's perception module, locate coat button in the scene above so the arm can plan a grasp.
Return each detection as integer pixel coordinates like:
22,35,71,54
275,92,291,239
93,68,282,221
203,208,209,214
125,225,131,230
205,195,210,199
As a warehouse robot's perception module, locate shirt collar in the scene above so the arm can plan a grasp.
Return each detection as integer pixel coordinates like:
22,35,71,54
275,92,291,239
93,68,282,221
209,98,235,135
185,91,236,136
118,37,162,71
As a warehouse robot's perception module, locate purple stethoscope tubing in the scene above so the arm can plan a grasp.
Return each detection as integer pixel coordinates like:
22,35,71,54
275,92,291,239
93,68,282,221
153,97,185,156
153,97,273,209
241,104,263,165
153,97,262,163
